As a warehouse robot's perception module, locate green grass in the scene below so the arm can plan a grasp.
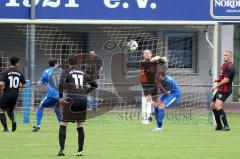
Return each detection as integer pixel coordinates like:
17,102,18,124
0,112,240,159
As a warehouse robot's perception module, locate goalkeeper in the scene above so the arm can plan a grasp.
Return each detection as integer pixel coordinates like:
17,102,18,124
140,50,167,124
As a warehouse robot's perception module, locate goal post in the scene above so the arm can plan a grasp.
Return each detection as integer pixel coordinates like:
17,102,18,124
0,22,219,124
23,80,31,124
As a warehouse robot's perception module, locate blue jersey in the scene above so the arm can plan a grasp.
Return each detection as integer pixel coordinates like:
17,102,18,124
39,67,61,99
161,76,181,95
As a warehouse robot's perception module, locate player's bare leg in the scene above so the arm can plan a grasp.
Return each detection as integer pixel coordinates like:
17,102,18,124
0,108,8,132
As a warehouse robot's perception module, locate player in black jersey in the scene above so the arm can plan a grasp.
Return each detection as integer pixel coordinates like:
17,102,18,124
57,54,98,157
0,56,26,132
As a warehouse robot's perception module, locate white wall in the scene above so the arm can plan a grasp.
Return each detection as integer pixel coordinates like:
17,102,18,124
221,25,235,102
221,25,234,63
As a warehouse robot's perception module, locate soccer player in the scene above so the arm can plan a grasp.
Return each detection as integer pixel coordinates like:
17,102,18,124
140,50,167,124
32,58,62,132
140,49,158,124
57,54,98,157
153,71,181,131
0,56,26,132
211,51,235,131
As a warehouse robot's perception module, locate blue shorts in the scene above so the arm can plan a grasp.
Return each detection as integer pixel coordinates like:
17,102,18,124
159,93,181,108
40,95,59,108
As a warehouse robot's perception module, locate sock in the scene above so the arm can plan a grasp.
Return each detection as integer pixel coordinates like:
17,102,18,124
36,107,44,127
141,97,147,121
146,102,152,119
0,113,8,130
212,109,222,128
154,107,158,123
7,110,16,123
157,108,165,128
54,107,62,122
218,109,229,127
59,125,66,151
77,127,85,152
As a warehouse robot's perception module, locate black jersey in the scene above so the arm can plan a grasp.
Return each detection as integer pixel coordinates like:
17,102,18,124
0,67,26,96
59,66,98,99
81,54,103,81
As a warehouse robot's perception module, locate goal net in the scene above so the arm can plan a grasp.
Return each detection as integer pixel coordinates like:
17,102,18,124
0,24,214,124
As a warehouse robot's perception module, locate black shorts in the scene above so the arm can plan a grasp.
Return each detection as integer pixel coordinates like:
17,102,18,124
142,84,157,96
62,97,87,122
212,91,232,103
0,95,18,111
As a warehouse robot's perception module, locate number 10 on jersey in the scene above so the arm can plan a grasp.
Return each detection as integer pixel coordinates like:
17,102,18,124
8,76,20,88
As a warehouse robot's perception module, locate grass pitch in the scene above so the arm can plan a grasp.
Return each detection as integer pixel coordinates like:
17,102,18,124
0,112,240,159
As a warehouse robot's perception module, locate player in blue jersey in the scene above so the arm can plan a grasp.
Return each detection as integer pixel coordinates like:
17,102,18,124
32,58,62,132
152,71,181,131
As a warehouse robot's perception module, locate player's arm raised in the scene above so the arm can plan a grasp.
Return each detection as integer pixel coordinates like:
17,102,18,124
150,56,168,64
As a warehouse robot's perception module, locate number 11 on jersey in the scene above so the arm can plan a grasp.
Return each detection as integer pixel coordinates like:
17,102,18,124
72,74,83,89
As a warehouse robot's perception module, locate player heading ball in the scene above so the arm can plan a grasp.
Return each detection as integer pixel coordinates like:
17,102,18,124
152,70,181,131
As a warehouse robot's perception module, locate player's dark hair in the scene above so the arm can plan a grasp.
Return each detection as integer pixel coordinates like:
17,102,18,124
158,71,166,77
10,56,20,66
68,54,79,66
151,49,156,56
49,58,58,67
155,71,166,83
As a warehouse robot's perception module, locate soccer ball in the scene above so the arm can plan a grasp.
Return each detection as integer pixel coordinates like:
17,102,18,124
127,40,138,52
